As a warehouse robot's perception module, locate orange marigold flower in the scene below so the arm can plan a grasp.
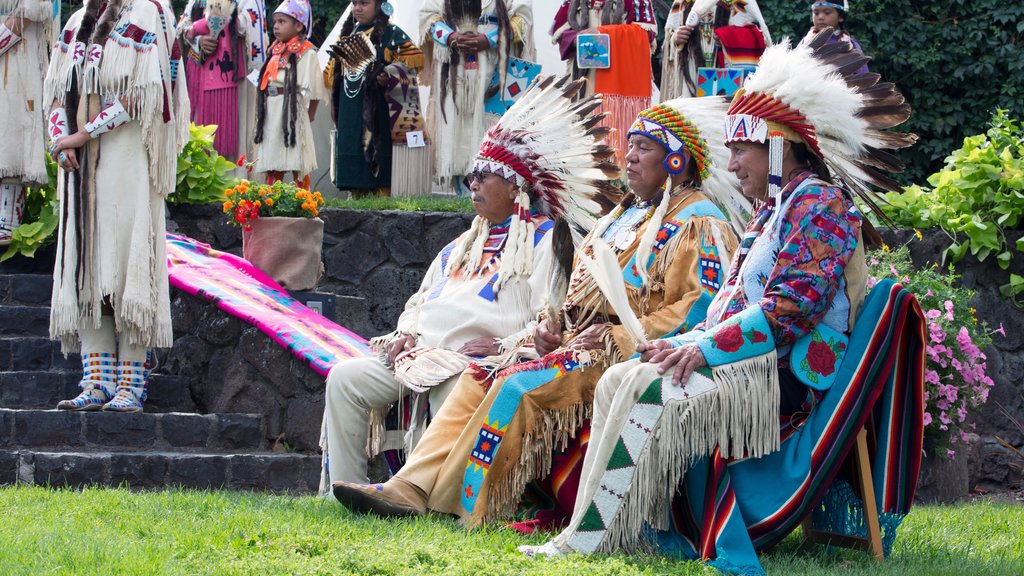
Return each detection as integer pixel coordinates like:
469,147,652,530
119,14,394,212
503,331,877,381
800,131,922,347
225,189,234,197
265,198,274,207
223,201,234,211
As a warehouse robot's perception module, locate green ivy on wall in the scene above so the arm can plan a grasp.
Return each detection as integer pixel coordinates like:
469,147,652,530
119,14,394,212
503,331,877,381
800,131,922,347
759,0,1024,186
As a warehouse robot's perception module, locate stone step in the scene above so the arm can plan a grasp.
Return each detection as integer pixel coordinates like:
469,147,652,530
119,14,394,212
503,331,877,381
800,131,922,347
0,408,266,451
0,305,50,337
0,449,321,493
0,337,79,372
0,274,53,306
0,371,195,413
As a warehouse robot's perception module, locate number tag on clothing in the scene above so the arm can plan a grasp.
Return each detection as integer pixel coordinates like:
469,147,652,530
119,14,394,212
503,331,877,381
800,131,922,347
246,68,261,87
406,131,425,148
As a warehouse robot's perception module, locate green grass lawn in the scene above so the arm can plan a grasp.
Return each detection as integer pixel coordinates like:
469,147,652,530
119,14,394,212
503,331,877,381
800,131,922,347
324,195,475,213
1,485,1021,575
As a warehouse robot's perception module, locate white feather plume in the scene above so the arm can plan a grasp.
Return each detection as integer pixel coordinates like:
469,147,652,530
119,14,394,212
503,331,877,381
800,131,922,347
579,239,647,346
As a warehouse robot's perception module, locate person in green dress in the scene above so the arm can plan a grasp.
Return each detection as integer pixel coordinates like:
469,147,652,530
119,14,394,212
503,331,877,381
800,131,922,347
329,0,423,196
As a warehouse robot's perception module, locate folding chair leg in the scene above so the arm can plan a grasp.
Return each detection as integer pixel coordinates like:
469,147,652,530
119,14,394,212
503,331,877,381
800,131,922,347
853,427,885,562
802,426,885,563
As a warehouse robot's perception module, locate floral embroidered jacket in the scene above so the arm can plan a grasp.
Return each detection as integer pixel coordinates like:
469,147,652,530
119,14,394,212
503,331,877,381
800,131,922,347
667,171,867,370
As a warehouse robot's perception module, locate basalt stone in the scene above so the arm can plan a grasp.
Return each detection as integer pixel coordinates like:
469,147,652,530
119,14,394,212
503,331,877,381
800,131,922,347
979,438,1023,486
289,357,327,395
192,348,238,412
238,327,297,398
212,219,242,253
333,295,373,340
0,306,50,337
0,450,17,484
8,274,52,305
13,410,82,447
282,397,324,452
0,410,13,447
147,375,196,414
51,347,82,371
214,413,265,450
0,372,66,408
109,453,168,489
977,351,1024,446
83,411,157,447
381,212,427,267
9,337,53,371
32,452,108,488
423,212,472,256
167,454,228,489
204,352,282,431
161,413,212,448
324,229,388,284
170,291,200,334
0,338,12,370
197,307,242,346
362,264,428,333
164,334,211,379
322,208,366,235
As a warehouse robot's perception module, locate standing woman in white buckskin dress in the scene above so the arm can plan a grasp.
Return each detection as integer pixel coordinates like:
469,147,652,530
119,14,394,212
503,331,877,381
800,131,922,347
46,0,189,412
0,0,56,245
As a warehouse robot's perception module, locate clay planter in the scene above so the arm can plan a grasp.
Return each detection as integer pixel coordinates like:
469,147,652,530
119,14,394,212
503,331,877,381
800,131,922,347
242,217,324,291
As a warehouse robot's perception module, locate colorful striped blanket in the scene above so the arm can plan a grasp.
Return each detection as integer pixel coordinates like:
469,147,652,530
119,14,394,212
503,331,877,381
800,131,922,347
165,233,371,376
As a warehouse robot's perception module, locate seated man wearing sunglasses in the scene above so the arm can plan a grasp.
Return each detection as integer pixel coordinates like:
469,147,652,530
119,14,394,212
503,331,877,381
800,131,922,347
319,75,614,490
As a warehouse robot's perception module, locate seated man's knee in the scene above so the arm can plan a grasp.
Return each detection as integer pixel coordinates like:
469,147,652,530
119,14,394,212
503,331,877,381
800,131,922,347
596,358,641,406
326,357,382,406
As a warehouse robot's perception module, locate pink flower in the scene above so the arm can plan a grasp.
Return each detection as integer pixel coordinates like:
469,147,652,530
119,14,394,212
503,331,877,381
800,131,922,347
870,258,879,266
925,289,934,297
925,369,940,384
947,448,956,458
959,430,969,442
923,412,933,426
925,309,941,320
995,323,1006,337
944,300,955,321
939,411,952,425
890,265,899,275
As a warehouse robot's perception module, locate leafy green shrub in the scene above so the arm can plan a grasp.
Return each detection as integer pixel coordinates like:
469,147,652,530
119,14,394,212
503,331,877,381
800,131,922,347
1,155,58,261
880,110,1024,300
171,123,239,206
761,0,1024,185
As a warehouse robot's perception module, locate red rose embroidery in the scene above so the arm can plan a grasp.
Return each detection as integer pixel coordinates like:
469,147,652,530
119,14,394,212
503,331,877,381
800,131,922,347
751,330,767,343
713,324,744,353
806,341,837,376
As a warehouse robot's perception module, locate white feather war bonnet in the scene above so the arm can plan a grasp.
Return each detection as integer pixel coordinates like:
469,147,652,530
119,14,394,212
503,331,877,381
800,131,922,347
723,29,917,240
446,75,621,291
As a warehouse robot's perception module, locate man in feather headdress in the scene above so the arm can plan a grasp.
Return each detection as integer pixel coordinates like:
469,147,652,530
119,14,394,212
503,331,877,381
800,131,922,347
520,30,924,576
319,76,616,491
331,92,750,528
47,0,190,412
0,0,56,246
418,0,532,194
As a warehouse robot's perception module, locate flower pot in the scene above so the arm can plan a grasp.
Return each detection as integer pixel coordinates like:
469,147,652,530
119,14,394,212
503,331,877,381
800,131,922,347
242,216,324,291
